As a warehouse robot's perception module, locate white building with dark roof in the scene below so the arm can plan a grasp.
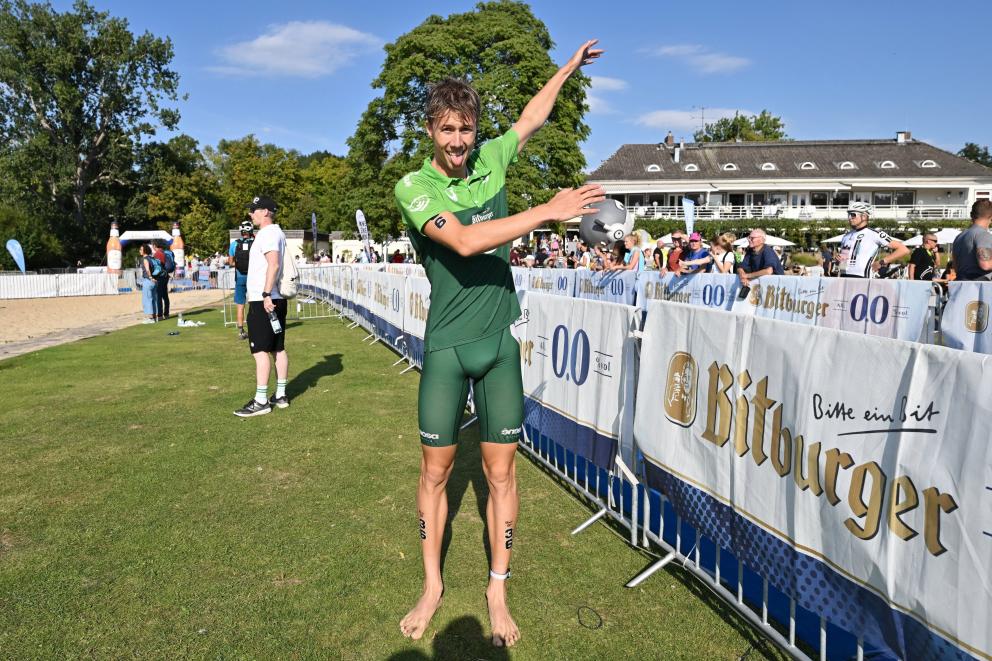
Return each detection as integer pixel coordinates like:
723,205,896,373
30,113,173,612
587,131,992,221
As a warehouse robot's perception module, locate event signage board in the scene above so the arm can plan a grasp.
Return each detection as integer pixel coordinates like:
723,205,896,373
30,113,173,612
511,266,529,292
402,276,431,368
730,275,933,342
635,300,991,660
528,268,575,297
941,281,992,354
574,270,638,305
370,270,406,349
352,266,376,332
634,272,740,310
516,292,639,468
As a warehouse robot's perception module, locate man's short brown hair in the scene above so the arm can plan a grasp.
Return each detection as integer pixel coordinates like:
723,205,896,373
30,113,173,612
425,78,480,127
971,199,992,220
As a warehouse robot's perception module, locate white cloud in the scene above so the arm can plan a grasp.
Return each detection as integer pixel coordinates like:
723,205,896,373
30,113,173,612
589,76,628,92
636,108,751,131
649,43,750,74
587,76,628,115
209,21,382,78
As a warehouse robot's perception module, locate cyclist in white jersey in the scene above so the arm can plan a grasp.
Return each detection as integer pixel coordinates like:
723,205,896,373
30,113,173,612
838,202,908,278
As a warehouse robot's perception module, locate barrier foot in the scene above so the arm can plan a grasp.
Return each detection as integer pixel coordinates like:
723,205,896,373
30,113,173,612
571,508,607,536
459,415,478,430
392,356,406,367
362,333,375,342
625,552,676,588
399,363,417,375
347,321,360,329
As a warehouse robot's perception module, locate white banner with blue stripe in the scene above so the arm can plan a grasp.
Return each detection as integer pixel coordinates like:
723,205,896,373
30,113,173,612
516,292,639,468
634,272,741,309
574,270,638,305
941,281,992,354
402,276,430,369
730,275,933,342
528,268,575,297
635,300,991,660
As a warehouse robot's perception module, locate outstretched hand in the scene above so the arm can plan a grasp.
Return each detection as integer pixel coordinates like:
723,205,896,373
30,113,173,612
543,184,606,222
566,39,603,72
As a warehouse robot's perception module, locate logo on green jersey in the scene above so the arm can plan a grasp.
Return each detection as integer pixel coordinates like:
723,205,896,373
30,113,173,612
407,195,429,212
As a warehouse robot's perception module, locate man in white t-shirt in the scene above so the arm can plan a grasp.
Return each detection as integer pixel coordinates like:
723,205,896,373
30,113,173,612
235,195,290,417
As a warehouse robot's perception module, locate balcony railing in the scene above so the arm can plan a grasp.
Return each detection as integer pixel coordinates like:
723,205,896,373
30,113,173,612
629,204,969,221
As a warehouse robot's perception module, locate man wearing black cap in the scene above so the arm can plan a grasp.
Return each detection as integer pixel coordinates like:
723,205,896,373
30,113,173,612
235,195,290,417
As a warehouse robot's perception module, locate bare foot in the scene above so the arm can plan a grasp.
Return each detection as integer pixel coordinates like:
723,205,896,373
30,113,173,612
486,581,520,647
399,584,443,640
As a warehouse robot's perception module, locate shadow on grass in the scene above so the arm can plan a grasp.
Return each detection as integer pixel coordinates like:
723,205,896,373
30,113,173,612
440,415,492,576
287,353,343,399
387,616,509,661
523,455,791,659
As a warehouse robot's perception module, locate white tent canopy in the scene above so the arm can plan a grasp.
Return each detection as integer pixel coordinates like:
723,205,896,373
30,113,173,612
903,228,962,246
822,233,846,244
732,235,795,248
119,230,173,245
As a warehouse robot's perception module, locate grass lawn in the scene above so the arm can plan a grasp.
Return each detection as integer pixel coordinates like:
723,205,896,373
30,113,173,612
0,307,787,660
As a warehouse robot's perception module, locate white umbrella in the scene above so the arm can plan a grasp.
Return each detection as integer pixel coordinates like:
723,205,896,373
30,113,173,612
821,233,846,244
732,235,795,248
902,228,961,247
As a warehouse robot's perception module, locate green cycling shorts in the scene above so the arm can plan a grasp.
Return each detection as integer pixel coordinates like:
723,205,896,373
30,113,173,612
418,326,523,447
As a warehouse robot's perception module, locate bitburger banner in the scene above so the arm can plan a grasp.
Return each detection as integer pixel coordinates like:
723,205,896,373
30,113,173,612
574,270,637,305
730,275,933,342
369,270,406,349
941,281,992,354
634,272,741,310
511,266,529,293
402,276,431,369
528,268,575,297
517,292,639,468
635,300,990,660
352,266,376,333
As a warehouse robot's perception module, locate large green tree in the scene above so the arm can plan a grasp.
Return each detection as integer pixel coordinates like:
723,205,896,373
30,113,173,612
958,142,992,168
694,110,787,143
0,0,181,262
342,1,592,238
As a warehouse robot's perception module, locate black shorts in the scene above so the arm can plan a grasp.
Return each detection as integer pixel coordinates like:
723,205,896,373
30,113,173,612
247,299,287,354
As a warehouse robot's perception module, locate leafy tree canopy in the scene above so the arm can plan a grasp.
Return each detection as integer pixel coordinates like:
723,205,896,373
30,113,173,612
693,110,787,143
342,0,592,239
958,142,992,168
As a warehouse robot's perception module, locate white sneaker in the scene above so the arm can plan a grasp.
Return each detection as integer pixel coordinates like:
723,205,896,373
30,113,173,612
142,318,156,324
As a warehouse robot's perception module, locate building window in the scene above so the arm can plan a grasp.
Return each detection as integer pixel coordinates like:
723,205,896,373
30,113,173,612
878,160,897,169
873,192,893,206
838,161,857,170
722,163,738,171
810,191,830,206
799,161,817,170
893,191,915,206
832,191,850,207
684,163,699,172
760,162,776,171
645,164,661,173
919,159,938,168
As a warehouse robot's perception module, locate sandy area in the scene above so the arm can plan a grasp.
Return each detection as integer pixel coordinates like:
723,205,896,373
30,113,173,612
0,289,226,360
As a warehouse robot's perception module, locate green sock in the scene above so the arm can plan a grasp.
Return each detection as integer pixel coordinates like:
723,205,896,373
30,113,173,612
254,386,267,404
275,380,287,399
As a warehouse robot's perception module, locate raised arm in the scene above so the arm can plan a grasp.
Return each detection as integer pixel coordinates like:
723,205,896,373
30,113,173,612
423,184,605,257
874,238,910,271
511,40,603,153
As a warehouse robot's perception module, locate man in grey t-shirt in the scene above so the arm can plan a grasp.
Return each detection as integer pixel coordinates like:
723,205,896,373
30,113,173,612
952,200,992,280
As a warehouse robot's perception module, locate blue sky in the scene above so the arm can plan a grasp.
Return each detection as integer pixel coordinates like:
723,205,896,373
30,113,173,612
55,0,992,171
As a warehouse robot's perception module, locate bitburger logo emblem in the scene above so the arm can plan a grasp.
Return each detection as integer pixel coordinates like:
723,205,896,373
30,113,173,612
664,351,697,427
965,300,988,333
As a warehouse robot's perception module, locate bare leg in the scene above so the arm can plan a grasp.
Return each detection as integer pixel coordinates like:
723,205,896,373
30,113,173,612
274,350,288,381
253,351,271,389
400,444,456,640
236,303,245,328
481,441,520,648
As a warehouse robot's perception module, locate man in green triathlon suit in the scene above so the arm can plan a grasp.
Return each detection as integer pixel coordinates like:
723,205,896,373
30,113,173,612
394,40,605,647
